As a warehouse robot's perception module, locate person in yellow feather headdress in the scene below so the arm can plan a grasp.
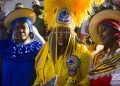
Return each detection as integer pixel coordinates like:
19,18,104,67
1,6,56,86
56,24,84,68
33,0,104,86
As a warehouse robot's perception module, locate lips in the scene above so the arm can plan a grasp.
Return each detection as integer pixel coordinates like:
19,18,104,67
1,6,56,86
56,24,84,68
58,37,63,45
16,32,25,37
18,33,24,35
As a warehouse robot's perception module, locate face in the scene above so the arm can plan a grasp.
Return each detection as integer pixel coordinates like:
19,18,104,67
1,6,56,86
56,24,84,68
14,22,30,43
98,24,116,47
32,5,43,14
53,27,70,46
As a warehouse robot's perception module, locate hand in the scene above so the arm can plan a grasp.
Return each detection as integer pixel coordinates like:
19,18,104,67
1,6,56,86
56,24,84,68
65,77,78,86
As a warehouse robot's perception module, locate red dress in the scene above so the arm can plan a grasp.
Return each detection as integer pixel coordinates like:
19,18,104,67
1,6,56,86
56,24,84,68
90,76,112,86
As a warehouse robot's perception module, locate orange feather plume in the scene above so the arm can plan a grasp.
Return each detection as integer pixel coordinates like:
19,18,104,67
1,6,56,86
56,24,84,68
44,0,104,29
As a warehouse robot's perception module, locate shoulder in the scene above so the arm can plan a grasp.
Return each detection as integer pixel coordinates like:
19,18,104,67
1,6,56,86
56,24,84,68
92,45,104,57
0,39,12,45
35,42,49,67
75,44,91,63
30,41,43,49
76,43,89,53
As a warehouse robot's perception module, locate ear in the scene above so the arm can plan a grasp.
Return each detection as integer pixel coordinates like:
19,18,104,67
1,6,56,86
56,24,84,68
29,32,34,39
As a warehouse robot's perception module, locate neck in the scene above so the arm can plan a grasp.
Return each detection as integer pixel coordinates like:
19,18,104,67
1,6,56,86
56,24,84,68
107,42,120,55
57,45,66,57
16,37,32,44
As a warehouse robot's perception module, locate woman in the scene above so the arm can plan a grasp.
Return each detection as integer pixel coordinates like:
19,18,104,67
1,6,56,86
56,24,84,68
88,9,120,86
13,3,46,44
0,8,42,86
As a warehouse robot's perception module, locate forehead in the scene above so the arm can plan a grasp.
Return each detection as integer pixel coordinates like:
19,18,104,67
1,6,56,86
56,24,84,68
55,27,70,32
99,24,116,33
15,21,28,26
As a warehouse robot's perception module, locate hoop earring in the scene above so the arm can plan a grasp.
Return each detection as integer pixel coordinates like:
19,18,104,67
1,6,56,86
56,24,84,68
29,32,34,39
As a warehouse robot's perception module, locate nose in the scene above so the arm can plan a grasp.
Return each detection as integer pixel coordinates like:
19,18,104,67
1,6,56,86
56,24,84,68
59,32,64,37
18,27,24,32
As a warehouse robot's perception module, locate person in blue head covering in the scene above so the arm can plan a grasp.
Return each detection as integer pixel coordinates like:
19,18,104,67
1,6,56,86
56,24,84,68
0,8,43,86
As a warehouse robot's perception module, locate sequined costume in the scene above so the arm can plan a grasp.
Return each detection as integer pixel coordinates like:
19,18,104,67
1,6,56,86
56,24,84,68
0,39,42,86
89,49,120,86
0,8,43,86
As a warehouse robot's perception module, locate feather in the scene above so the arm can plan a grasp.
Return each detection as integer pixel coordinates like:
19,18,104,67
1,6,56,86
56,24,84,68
44,0,105,29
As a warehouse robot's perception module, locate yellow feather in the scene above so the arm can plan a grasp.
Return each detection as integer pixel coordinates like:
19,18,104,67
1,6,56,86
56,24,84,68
44,0,105,29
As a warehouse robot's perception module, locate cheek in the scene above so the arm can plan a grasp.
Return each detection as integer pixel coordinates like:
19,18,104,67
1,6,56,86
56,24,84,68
14,31,19,38
25,29,30,36
64,34,70,40
102,33,114,44
58,33,69,39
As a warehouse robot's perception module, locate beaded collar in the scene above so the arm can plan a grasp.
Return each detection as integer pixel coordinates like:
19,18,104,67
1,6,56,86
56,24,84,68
0,40,42,61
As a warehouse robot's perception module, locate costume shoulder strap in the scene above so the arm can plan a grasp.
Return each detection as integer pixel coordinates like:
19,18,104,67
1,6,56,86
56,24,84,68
35,42,49,69
90,52,120,75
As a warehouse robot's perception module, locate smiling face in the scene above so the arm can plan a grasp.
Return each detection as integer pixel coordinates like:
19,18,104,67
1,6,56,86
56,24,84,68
58,27,70,46
52,26,70,46
14,21,30,43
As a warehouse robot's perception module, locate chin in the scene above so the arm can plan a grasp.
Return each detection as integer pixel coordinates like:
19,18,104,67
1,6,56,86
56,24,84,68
58,43,63,46
104,43,111,48
16,37,27,41
19,38,26,41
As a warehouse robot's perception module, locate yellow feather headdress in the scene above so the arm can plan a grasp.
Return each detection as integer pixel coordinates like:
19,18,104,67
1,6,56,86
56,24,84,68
44,0,104,64
44,0,104,30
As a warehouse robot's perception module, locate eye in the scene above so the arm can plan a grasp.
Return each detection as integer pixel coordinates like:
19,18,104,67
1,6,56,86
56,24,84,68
16,26,26,30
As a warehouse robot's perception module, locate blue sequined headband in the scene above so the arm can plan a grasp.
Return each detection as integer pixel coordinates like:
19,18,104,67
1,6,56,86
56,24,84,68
11,17,33,31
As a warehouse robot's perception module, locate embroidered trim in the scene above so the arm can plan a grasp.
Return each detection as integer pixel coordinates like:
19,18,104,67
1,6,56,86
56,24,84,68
0,40,42,61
